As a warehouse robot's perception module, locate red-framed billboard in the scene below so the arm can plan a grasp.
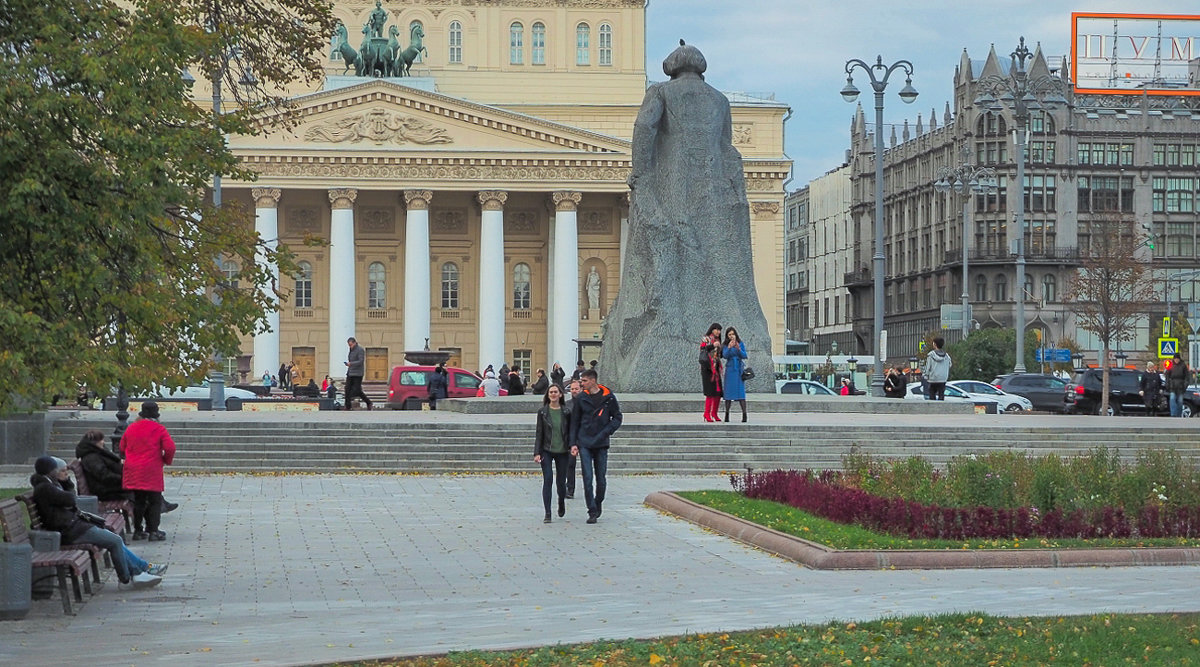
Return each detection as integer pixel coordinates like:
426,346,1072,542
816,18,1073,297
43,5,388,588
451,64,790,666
1072,12,1200,95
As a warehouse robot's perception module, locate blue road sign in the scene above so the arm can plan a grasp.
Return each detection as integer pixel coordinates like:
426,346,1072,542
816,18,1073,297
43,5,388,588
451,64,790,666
1035,348,1072,363
1158,338,1179,358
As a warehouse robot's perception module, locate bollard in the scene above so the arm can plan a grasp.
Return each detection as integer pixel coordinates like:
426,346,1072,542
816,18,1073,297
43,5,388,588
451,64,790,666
0,542,32,620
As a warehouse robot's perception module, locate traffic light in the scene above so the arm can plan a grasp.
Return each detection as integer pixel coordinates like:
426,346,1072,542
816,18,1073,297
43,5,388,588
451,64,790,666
1164,359,1173,371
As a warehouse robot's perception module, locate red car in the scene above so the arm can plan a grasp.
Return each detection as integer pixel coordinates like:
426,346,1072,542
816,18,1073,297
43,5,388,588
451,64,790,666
386,366,502,409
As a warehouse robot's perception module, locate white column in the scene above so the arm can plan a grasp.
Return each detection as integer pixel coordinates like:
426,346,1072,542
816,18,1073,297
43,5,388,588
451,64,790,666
550,191,581,368
403,190,433,353
252,188,282,379
328,188,358,380
546,215,556,365
477,191,507,372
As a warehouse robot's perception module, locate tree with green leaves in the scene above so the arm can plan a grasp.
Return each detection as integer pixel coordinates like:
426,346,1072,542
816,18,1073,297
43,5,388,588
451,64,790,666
1066,213,1159,415
0,0,335,414
943,328,1039,381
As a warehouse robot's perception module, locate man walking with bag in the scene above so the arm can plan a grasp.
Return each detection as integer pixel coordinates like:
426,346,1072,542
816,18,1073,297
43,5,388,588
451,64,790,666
344,337,372,410
569,369,622,524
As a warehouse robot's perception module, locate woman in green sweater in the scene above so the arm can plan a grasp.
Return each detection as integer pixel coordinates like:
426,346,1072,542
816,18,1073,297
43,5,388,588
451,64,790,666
533,384,573,523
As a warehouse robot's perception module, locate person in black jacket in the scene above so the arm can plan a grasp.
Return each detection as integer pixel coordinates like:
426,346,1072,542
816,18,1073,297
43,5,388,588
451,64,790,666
1139,361,1163,416
570,369,623,524
75,430,179,512
549,362,566,389
30,456,166,588
530,368,550,396
1166,353,1190,417
426,364,448,410
533,384,572,522
883,366,908,399
507,365,526,395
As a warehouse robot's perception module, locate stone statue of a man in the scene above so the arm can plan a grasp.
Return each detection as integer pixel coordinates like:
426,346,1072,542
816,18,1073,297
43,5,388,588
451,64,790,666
585,266,601,310
598,40,773,392
367,0,388,39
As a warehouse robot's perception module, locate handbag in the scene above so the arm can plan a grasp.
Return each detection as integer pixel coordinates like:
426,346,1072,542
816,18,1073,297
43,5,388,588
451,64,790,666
78,510,106,527
741,366,756,382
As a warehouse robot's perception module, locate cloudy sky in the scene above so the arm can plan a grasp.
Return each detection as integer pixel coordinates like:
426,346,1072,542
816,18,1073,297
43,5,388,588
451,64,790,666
644,0,1190,187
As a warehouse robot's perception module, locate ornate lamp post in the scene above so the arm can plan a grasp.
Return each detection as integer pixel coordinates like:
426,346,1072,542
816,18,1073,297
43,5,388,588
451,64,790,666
841,56,918,397
934,159,997,340
972,37,1066,373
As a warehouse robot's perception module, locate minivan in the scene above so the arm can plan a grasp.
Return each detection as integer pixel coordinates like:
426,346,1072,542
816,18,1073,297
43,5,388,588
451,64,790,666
386,366,490,409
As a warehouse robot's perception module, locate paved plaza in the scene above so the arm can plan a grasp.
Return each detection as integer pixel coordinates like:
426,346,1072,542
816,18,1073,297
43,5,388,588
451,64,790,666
2,471,1199,666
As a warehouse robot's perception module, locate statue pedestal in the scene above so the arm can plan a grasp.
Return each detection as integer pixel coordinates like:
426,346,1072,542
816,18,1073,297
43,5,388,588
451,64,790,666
586,308,600,321
324,76,437,93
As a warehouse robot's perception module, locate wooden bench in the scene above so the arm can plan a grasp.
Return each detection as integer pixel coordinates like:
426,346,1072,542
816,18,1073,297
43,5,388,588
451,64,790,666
0,499,92,615
66,459,131,536
15,492,106,583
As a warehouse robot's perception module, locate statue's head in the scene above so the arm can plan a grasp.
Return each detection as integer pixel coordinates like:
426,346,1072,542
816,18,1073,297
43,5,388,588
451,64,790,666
663,39,706,78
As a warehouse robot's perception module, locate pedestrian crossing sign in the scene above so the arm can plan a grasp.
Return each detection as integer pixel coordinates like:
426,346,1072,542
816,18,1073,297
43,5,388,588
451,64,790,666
1158,337,1179,358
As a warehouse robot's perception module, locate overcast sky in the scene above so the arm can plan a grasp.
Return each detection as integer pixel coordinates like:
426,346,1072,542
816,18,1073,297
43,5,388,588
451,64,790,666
644,0,1189,188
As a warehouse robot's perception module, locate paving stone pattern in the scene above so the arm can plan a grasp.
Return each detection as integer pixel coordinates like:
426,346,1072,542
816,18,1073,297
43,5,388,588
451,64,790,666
1,473,1197,666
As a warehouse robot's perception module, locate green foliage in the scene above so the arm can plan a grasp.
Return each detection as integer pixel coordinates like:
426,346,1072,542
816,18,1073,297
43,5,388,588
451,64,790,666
0,0,332,413
946,328,1040,380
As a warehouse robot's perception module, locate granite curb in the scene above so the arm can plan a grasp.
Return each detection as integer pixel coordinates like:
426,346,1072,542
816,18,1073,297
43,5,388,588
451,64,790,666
644,491,1200,570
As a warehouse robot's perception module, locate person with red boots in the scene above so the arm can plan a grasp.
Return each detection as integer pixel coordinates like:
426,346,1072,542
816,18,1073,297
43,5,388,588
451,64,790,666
699,323,723,422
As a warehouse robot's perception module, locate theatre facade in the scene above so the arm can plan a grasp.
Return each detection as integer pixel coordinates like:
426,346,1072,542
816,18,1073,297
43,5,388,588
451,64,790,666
208,0,790,383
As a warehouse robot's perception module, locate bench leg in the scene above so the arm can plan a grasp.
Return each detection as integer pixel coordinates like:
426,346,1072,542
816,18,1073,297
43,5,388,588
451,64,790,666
57,568,74,615
71,569,84,602
90,555,101,584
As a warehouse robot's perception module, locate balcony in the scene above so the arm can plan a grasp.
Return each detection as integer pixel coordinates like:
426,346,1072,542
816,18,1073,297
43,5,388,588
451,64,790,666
942,247,1080,265
843,266,872,287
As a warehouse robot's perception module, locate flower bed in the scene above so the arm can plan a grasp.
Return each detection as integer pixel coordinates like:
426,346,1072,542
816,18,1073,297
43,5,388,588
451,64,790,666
732,469,1200,540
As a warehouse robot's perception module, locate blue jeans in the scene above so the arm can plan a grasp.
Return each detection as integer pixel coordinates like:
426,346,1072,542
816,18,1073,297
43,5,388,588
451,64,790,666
73,526,148,583
578,447,608,517
1169,391,1184,417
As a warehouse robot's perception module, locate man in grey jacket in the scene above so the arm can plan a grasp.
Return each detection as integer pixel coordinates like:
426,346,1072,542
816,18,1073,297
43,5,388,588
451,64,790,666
922,337,952,401
343,337,372,410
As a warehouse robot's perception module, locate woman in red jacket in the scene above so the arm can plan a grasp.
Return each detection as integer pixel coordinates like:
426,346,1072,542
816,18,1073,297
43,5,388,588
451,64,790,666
120,401,176,541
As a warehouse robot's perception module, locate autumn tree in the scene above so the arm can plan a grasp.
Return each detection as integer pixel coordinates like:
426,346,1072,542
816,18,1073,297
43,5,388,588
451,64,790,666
1066,213,1160,414
0,0,334,413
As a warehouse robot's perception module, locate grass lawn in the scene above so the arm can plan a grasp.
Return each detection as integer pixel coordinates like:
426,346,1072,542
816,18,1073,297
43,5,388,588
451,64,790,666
347,612,1200,666
676,490,1200,550
1,486,27,500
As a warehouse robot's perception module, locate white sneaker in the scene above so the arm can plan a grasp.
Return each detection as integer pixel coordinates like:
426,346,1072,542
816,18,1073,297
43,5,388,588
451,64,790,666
129,572,162,588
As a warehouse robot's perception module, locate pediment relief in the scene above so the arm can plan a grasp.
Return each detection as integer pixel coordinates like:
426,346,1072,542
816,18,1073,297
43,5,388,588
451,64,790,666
305,109,453,146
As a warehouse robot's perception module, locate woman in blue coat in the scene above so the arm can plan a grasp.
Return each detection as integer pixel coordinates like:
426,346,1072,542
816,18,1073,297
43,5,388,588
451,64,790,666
722,326,748,422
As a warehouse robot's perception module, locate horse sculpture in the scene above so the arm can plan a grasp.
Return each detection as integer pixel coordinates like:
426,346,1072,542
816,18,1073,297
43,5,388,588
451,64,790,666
332,23,362,75
385,26,403,77
395,23,427,77
358,24,391,77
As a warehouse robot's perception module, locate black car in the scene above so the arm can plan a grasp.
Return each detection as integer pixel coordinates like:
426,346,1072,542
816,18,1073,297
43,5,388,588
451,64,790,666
1064,369,1200,416
991,373,1069,413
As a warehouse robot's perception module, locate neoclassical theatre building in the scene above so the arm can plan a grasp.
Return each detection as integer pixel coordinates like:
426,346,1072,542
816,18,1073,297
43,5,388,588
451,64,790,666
208,0,790,384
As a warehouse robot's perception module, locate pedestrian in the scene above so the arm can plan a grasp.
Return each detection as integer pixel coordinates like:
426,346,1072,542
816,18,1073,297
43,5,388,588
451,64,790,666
699,323,723,422
1166,353,1189,417
570,369,623,524
120,401,175,541
550,362,566,389
75,430,179,514
530,368,550,395
31,456,167,588
1139,361,1163,416
498,363,511,391
533,384,572,523
839,377,852,395
883,366,908,398
278,363,290,391
321,374,332,393
721,326,748,422
563,379,581,498
571,360,586,381
343,336,372,410
922,337,952,400
426,363,448,410
480,370,501,397
262,371,272,387
508,365,526,395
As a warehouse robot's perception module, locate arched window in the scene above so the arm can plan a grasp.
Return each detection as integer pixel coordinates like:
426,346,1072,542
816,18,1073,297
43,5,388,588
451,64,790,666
575,22,590,65
220,258,239,290
975,274,988,302
1023,273,1034,301
512,263,531,309
441,262,459,309
993,273,1007,302
531,22,546,65
448,21,462,64
294,261,313,308
598,23,612,66
509,22,524,64
368,262,386,309
410,21,424,63
1042,274,1057,302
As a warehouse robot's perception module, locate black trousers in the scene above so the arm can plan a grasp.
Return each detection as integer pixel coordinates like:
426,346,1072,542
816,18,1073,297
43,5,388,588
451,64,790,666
132,490,163,533
344,375,371,409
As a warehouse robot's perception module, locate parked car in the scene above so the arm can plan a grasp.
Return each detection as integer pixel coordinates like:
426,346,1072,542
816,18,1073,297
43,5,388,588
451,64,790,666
775,379,837,396
387,366,503,409
991,373,1070,413
128,382,259,410
947,380,1032,413
1065,368,1200,416
905,382,1000,410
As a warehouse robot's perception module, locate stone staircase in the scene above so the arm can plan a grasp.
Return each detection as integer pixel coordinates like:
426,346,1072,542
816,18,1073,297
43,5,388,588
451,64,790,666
39,417,1200,475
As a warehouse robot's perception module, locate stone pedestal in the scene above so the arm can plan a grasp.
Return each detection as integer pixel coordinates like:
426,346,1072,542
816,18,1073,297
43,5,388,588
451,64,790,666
587,308,600,321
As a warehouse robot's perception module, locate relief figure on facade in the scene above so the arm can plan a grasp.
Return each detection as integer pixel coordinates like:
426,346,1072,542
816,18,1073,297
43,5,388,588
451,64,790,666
305,109,452,145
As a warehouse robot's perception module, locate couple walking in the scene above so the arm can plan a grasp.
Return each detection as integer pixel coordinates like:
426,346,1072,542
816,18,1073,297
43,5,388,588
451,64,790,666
699,323,750,422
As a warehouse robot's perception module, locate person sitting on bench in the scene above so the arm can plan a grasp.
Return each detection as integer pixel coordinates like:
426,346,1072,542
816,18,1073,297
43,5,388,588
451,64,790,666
31,456,167,589
75,430,179,513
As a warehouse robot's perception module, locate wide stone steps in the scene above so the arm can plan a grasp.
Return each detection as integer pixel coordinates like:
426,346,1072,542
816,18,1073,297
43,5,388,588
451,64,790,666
40,416,1200,475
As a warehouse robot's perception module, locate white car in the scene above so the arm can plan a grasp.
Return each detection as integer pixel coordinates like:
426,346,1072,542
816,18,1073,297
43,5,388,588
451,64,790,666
905,382,1001,410
948,380,1033,413
775,379,837,396
129,382,259,409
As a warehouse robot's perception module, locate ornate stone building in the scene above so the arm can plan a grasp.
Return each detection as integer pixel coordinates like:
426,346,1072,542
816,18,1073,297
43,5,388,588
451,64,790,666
202,0,790,383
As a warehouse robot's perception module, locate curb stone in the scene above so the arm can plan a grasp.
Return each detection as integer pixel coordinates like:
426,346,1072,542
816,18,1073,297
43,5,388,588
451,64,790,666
644,491,1200,570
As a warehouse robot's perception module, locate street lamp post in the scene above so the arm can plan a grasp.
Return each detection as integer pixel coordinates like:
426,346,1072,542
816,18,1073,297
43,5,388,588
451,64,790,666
973,37,1066,374
935,160,997,340
842,56,918,397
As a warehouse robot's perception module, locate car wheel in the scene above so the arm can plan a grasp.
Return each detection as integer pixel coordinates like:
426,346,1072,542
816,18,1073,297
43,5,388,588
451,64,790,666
1184,403,1194,419
1004,403,1023,412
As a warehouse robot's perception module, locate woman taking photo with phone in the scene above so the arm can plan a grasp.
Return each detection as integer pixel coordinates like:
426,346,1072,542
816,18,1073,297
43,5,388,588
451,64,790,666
722,326,749,422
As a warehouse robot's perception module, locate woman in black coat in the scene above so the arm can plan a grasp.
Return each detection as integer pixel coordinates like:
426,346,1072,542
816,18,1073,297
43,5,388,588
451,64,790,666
75,430,131,501
699,323,723,422
426,364,449,410
533,384,572,522
549,362,566,389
